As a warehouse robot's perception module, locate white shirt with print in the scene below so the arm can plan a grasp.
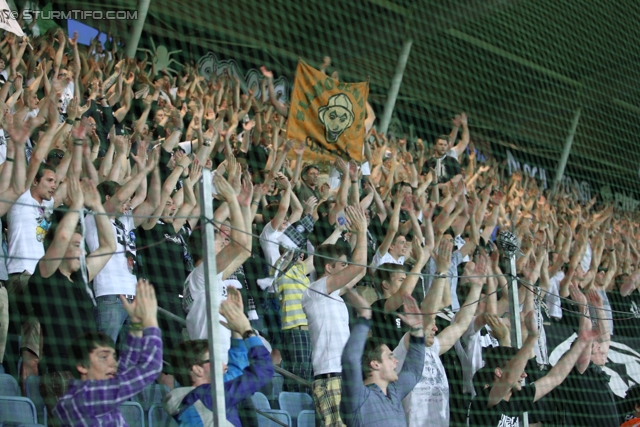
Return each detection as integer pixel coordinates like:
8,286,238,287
7,190,54,274
394,336,450,427
85,212,137,297
183,265,241,364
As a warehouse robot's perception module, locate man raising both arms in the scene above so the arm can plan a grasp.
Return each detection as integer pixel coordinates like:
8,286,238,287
340,291,425,427
302,206,368,426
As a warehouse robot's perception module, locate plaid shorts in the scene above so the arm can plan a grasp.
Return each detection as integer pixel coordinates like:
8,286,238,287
281,328,312,393
312,376,346,427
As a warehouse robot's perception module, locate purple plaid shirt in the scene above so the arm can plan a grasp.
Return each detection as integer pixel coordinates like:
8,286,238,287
53,327,163,426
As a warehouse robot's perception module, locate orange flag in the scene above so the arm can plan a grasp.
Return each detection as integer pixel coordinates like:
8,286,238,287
286,60,369,162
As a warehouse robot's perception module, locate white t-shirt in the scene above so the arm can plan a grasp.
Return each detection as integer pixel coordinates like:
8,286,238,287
394,336,449,427
260,221,284,267
183,265,242,364
259,222,284,293
6,190,54,275
371,249,404,269
546,271,565,320
302,276,349,375
85,212,137,297
454,316,499,396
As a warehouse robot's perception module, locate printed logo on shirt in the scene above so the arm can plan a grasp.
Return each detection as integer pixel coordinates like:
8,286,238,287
419,359,444,388
497,414,518,427
36,205,53,242
630,301,640,318
163,233,182,244
114,218,137,274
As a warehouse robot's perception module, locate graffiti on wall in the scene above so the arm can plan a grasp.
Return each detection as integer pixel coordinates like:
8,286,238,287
197,52,290,104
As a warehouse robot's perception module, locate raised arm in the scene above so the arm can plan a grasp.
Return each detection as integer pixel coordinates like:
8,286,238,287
329,157,351,224
421,238,453,324
38,177,83,278
487,311,539,408
533,287,594,401
452,112,470,157
588,288,610,361
377,191,403,258
437,258,486,354
0,120,27,215
384,239,430,312
270,173,291,231
84,180,116,281
567,285,594,374
260,67,288,117
325,206,368,294
213,174,249,276
340,289,372,420
132,148,161,228
172,162,201,233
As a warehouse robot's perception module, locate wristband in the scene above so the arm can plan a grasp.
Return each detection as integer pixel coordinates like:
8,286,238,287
5,157,13,162
351,180,357,184
242,329,257,340
252,201,260,206
65,118,74,125
5,135,10,140
129,322,144,332
175,164,185,171
203,139,211,147
7,79,14,83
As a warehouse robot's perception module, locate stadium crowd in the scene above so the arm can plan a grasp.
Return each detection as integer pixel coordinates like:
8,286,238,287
0,21,639,427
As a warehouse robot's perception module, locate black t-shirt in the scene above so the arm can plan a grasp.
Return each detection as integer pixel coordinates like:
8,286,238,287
422,155,462,183
246,144,268,173
26,264,97,374
608,288,640,337
311,214,335,248
84,99,114,153
555,364,619,427
368,214,385,249
369,298,407,349
137,220,187,294
469,382,536,427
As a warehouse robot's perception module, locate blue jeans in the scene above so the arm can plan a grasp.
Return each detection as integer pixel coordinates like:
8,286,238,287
94,295,131,346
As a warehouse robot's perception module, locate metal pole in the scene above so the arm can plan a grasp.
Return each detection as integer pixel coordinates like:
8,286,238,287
125,0,151,58
552,107,581,195
200,168,227,425
498,231,526,426
378,38,413,134
505,254,522,349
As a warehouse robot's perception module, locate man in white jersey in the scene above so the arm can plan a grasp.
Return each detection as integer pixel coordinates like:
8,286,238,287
182,176,252,362
6,163,56,380
0,125,28,367
87,148,159,345
393,246,485,427
302,206,367,427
